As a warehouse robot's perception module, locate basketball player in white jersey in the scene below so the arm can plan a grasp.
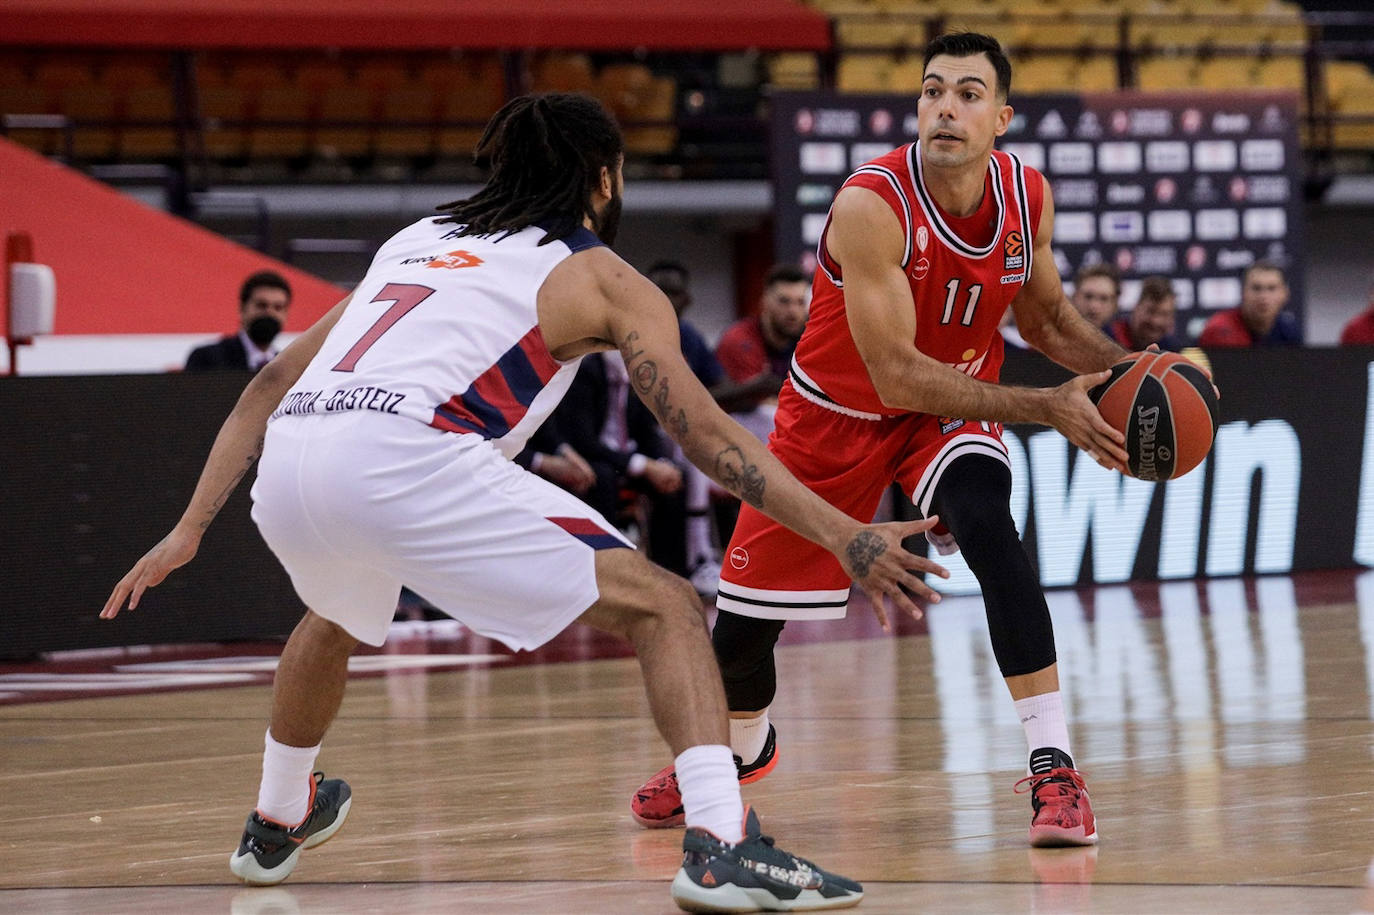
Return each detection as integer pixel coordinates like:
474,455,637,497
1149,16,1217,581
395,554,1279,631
102,94,951,912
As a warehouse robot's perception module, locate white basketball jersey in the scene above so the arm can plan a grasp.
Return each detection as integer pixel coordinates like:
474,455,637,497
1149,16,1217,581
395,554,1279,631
273,217,603,459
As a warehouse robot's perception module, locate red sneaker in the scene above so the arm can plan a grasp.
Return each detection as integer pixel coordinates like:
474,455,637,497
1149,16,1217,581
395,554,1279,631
630,725,779,828
1014,767,1098,847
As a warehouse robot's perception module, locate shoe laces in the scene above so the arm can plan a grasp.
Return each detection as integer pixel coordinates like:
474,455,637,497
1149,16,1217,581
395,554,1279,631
1013,766,1087,809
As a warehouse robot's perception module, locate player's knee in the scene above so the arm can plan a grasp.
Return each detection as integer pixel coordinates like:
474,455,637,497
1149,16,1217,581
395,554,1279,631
712,611,784,711
930,456,1020,564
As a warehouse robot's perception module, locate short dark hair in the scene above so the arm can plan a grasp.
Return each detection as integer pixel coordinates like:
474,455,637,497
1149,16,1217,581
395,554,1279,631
239,270,291,307
436,93,624,246
647,260,689,283
764,264,808,288
1073,262,1121,297
923,32,1012,100
1244,259,1287,284
1137,275,1175,305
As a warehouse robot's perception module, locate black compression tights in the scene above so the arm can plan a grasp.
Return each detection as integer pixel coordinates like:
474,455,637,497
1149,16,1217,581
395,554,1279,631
712,609,786,713
929,453,1056,678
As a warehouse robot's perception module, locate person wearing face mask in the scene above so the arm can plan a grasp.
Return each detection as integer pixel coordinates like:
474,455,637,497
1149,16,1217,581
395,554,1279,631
186,271,293,372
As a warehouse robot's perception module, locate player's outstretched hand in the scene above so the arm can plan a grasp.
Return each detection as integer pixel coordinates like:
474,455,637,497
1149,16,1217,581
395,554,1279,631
100,525,201,619
1050,371,1129,473
835,515,950,632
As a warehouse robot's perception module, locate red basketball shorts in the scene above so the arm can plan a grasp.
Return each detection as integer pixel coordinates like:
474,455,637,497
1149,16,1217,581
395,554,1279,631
715,382,1008,620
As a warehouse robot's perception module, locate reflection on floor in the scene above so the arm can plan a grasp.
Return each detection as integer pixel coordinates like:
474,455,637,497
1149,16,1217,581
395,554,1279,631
3,569,1374,914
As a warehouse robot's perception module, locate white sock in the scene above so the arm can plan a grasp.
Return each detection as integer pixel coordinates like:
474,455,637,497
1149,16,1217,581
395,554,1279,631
1013,691,1072,773
256,729,320,826
729,710,770,765
675,744,745,842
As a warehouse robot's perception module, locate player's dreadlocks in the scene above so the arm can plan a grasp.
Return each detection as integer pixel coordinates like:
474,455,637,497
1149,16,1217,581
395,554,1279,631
436,93,624,246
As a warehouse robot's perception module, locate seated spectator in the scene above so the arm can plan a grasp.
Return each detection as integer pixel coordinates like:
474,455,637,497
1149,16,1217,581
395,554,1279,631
1198,260,1301,347
716,264,809,444
646,260,726,593
1341,277,1374,345
549,350,687,576
1069,262,1121,335
186,271,292,372
1108,275,1182,352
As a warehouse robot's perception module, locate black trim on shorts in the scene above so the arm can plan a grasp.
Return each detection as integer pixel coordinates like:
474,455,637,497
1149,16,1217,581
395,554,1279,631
716,585,849,610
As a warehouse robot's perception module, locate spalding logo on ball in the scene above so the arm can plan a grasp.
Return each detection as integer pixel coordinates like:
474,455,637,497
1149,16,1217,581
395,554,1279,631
1088,351,1218,481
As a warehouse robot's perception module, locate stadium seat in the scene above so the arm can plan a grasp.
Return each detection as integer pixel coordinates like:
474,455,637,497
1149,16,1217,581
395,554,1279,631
315,84,375,160
888,56,927,92
1196,56,1255,91
838,54,895,92
375,82,437,159
101,56,166,93
1013,54,1078,93
226,58,291,93
199,85,248,160
0,85,56,155
530,53,596,94
356,58,410,93
59,84,118,160
293,59,351,95
1074,55,1118,91
35,57,97,93
1253,55,1305,92
1135,55,1198,91
835,17,919,51
247,85,311,160
118,84,178,160
769,53,820,90
436,63,506,158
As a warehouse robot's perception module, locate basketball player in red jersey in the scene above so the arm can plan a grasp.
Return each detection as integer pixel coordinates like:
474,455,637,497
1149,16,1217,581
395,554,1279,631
632,32,1132,847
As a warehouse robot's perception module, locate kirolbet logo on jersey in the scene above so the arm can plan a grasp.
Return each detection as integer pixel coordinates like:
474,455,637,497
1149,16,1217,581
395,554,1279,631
1003,231,1024,271
426,250,485,270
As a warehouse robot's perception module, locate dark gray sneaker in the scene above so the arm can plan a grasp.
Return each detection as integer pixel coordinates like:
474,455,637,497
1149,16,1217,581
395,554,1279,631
671,807,863,912
229,772,352,886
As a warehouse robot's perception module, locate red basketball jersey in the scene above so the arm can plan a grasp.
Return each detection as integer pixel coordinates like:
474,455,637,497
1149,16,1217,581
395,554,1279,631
793,142,1044,418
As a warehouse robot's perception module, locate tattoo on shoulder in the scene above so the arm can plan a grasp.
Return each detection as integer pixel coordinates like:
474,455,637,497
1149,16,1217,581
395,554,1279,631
714,445,765,509
846,530,886,577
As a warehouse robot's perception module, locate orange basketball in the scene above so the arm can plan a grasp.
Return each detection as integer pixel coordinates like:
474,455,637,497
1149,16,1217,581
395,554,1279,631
1088,351,1218,481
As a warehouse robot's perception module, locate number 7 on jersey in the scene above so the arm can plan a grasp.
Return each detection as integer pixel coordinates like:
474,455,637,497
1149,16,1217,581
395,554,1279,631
332,283,436,372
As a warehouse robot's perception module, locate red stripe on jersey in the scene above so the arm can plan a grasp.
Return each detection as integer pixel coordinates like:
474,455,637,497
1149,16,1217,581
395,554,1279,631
548,516,610,535
518,326,561,384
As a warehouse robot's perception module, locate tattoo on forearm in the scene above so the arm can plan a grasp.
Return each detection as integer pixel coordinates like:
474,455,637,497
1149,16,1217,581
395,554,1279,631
846,530,886,577
199,436,264,530
715,445,765,509
620,331,689,438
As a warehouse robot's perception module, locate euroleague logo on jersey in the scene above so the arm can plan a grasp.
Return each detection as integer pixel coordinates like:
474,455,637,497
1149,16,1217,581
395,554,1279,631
1003,232,1024,271
426,250,485,270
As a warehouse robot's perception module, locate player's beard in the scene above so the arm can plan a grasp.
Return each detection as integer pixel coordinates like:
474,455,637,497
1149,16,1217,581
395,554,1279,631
595,186,623,247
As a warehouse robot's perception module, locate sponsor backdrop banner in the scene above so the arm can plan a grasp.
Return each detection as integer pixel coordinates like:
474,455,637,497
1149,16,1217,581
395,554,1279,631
0,349,1363,653
771,90,1304,341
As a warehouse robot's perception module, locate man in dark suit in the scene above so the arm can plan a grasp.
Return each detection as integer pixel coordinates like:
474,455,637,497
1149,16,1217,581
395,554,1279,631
550,349,687,575
186,271,292,371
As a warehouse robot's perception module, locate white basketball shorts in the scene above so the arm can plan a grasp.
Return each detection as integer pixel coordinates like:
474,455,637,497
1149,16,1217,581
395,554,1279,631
250,411,633,649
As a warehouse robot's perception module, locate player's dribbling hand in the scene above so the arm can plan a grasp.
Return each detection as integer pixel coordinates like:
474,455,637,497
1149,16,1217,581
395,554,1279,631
1050,371,1129,473
837,515,950,633
100,524,201,619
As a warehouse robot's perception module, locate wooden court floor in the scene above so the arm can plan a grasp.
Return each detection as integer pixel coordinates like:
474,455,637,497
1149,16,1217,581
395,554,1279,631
5,570,1374,913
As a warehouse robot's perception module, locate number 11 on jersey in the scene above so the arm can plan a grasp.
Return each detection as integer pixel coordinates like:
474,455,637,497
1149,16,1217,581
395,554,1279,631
940,278,982,327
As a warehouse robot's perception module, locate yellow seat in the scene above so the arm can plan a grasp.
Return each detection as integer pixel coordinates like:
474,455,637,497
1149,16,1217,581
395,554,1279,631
59,84,118,160
436,65,506,158
1075,55,1118,91
1135,55,1198,91
838,54,894,92
530,53,596,94
375,83,435,159
1254,55,1305,92
199,85,248,159
1195,56,1255,91
315,84,375,159
119,84,178,160
248,85,311,159
769,53,820,90
1012,54,1078,93
835,17,919,51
